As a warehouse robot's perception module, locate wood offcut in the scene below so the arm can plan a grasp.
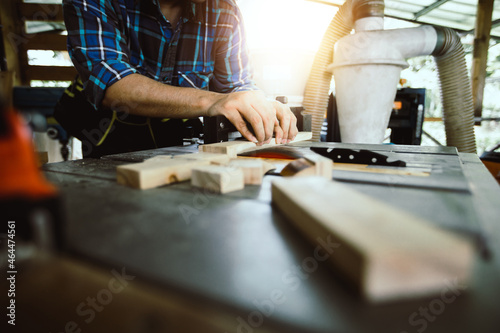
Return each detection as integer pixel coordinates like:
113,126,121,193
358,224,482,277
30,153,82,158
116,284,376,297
271,177,474,303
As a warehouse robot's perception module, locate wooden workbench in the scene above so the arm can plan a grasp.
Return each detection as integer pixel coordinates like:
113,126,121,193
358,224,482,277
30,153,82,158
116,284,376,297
5,143,500,333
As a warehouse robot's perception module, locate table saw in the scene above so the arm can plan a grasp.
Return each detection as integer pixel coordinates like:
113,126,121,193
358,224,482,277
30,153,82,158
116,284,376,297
7,142,500,333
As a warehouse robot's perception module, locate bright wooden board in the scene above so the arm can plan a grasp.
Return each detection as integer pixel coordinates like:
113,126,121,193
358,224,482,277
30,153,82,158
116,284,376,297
173,152,231,165
117,158,210,190
198,132,312,157
271,177,474,303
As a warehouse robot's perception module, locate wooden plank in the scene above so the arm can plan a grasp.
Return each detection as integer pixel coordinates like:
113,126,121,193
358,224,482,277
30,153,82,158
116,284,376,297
26,65,76,82
271,177,474,303
117,158,210,190
333,163,430,177
198,132,312,157
191,165,244,194
25,33,67,51
18,3,64,21
471,0,494,123
199,140,257,157
173,152,231,165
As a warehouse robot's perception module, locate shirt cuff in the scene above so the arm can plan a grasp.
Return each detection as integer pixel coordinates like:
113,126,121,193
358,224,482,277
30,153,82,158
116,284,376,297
84,60,138,109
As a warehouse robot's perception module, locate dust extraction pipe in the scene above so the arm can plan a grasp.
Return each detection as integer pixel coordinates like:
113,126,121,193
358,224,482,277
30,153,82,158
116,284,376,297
302,0,477,153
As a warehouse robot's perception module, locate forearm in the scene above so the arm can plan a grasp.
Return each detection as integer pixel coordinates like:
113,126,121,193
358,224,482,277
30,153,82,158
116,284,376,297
102,74,223,118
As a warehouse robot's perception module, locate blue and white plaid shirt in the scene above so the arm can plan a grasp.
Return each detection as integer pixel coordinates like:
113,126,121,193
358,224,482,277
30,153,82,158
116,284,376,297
63,0,257,109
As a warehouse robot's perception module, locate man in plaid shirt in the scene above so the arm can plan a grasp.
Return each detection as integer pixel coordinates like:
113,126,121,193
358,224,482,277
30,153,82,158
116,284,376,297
61,0,298,156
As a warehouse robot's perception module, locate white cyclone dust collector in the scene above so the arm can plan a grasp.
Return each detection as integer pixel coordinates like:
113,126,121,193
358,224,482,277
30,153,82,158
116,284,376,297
303,0,477,153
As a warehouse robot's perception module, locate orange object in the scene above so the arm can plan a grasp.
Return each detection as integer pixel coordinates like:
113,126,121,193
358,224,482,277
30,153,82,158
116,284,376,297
482,160,500,185
0,108,57,199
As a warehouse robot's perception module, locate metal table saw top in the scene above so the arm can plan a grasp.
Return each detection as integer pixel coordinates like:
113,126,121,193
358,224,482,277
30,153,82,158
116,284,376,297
42,142,500,333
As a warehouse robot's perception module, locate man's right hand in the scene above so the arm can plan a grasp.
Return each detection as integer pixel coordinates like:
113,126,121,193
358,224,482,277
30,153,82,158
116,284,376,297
208,90,298,145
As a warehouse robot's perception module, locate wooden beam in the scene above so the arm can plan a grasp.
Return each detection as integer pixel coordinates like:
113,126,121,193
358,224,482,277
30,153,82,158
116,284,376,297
18,3,64,22
25,33,67,51
0,0,23,85
271,177,474,303
471,0,494,124
25,65,76,82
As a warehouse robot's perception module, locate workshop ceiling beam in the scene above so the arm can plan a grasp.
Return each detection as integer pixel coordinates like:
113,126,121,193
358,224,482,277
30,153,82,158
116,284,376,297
414,0,453,19
471,0,495,124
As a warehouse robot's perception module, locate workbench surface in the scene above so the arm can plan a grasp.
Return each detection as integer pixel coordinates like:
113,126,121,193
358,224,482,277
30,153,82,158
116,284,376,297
37,143,500,333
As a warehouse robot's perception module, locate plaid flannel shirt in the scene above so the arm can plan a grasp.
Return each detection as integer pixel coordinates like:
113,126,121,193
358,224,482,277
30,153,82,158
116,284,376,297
63,0,257,109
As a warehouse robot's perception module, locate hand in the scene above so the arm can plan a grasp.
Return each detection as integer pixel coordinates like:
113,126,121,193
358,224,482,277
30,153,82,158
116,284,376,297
272,100,298,144
208,91,298,144
208,90,276,144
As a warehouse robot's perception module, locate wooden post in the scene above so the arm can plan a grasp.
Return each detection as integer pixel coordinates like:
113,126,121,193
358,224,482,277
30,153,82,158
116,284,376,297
0,0,23,86
471,0,494,125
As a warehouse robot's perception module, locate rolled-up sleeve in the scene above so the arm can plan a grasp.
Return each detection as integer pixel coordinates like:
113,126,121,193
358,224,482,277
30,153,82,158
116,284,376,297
211,2,257,93
63,0,138,108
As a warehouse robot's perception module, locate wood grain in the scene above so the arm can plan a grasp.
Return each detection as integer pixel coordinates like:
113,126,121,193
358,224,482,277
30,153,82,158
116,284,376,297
173,152,231,165
191,165,244,193
271,177,474,303
117,158,210,190
228,158,267,185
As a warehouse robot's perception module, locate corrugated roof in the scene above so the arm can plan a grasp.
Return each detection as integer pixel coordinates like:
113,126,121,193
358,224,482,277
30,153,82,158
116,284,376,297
312,0,500,40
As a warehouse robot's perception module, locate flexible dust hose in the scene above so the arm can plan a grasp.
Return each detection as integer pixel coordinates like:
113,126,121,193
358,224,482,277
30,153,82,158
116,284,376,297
302,0,356,141
433,27,477,153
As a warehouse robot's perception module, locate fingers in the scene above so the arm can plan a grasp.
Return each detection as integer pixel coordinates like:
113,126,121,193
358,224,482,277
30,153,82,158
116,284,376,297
223,104,261,143
208,91,298,145
274,101,298,143
250,97,275,144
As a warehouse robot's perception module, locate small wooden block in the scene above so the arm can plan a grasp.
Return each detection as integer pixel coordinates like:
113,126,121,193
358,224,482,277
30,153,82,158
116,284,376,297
37,151,49,166
303,152,333,179
228,158,266,185
280,158,316,177
279,152,333,179
199,141,257,157
117,159,210,190
191,165,244,194
173,152,231,165
271,177,474,303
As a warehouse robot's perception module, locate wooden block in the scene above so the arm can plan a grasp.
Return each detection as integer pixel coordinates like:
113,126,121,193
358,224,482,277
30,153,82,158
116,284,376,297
280,158,316,177
228,158,267,185
303,152,333,179
117,159,210,190
199,141,257,157
191,165,244,194
271,177,474,303
173,152,231,165
279,152,333,179
37,151,49,166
